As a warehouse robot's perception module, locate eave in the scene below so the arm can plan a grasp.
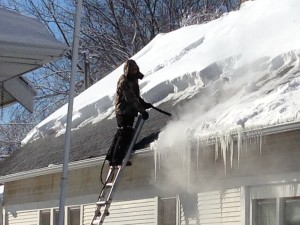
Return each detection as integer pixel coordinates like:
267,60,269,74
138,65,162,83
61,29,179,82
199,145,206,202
0,149,153,184
193,120,300,143
0,121,300,185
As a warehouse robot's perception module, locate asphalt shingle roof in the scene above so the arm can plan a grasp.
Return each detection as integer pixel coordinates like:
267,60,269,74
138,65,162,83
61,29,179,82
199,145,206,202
0,100,177,176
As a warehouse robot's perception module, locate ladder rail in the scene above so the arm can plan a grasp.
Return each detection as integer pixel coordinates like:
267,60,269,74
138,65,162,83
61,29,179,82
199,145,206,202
96,166,115,203
91,115,145,225
108,116,144,198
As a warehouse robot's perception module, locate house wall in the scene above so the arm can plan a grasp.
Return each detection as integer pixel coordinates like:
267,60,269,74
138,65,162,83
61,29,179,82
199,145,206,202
2,154,160,225
155,129,300,225
83,197,158,225
180,188,241,225
193,129,300,225
197,188,241,225
4,197,159,225
5,209,37,225
3,130,300,225
4,154,155,206
191,130,300,180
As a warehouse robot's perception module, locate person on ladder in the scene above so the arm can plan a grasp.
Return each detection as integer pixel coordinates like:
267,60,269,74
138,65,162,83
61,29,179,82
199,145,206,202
106,59,152,167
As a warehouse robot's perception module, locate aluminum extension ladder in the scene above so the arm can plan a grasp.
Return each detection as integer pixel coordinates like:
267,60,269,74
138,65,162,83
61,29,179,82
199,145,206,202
90,115,145,225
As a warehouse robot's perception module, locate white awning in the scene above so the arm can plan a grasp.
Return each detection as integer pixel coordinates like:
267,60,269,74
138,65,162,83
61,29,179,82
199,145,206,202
0,8,68,112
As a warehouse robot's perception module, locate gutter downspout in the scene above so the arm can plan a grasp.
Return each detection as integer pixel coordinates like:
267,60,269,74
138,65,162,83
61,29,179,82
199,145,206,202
57,1,82,225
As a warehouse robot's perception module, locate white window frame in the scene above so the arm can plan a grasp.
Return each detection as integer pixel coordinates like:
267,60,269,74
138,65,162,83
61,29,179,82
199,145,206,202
159,196,180,225
39,209,51,225
38,206,82,225
252,198,277,225
248,182,300,225
67,205,82,225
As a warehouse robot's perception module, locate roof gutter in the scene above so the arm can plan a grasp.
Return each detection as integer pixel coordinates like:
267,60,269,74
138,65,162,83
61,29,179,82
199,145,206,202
243,120,300,136
0,148,153,184
194,120,300,143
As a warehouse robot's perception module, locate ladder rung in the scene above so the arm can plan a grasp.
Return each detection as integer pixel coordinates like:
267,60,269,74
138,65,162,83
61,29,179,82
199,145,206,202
96,200,111,206
110,165,122,168
105,182,114,187
96,201,107,206
92,219,101,225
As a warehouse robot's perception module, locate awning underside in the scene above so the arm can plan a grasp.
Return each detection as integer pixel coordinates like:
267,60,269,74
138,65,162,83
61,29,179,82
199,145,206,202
0,8,68,111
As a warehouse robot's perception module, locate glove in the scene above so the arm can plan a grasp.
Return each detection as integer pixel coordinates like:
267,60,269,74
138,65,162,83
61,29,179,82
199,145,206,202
141,111,149,120
143,102,153,109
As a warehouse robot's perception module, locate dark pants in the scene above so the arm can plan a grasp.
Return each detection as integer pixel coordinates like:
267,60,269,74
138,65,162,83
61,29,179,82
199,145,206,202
106,114,135,165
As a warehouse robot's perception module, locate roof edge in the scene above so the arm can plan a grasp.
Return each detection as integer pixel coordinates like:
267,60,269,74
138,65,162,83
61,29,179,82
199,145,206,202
0,40,68,51
0,148,153,184
245,120,300,136
1,121,300,184
194,120,300,143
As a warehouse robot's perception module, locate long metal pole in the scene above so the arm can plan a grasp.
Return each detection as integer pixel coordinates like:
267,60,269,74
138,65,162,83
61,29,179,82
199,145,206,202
58,1,82,225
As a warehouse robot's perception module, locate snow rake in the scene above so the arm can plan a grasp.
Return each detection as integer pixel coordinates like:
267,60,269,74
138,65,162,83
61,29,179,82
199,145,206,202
151,105,172,117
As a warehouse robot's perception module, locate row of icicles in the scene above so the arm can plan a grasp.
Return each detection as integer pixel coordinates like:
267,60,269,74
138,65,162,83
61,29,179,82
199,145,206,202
151,127,264,181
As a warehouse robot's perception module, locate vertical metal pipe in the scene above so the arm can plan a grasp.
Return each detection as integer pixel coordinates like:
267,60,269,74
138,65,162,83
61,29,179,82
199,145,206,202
58,1,82,224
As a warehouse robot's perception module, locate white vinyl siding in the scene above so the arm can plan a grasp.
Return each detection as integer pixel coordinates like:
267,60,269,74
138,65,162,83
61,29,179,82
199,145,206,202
181,188,241,225
83,197,157,225
6,210,38,225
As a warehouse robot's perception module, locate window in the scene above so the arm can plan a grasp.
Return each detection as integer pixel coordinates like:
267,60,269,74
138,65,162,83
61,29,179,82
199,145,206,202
39,207,81,225
160,197,178,225
255,199,276,225
253,197,300,225
285,198,300,225
53,209,59,225
40,210,50,225
68,207,80,225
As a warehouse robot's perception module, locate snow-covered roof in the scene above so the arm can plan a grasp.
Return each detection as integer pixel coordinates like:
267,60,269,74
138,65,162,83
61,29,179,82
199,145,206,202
22,0,300,146
0,0,300,178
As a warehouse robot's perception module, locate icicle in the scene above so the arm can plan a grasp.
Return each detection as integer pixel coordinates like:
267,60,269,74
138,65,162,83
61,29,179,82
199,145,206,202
154,146,157,181
223,144,227,175
160,148,164,170
182,141,186,171
215,137,219,161
219,134,228,175
187,140,191,193
230,137,234,168
150,141,158,181
259,130,263,155
237,130,242,167
245,135,248,156
151,141,158,181
159,152,162,170
254,131,258,153
196,136,200,172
